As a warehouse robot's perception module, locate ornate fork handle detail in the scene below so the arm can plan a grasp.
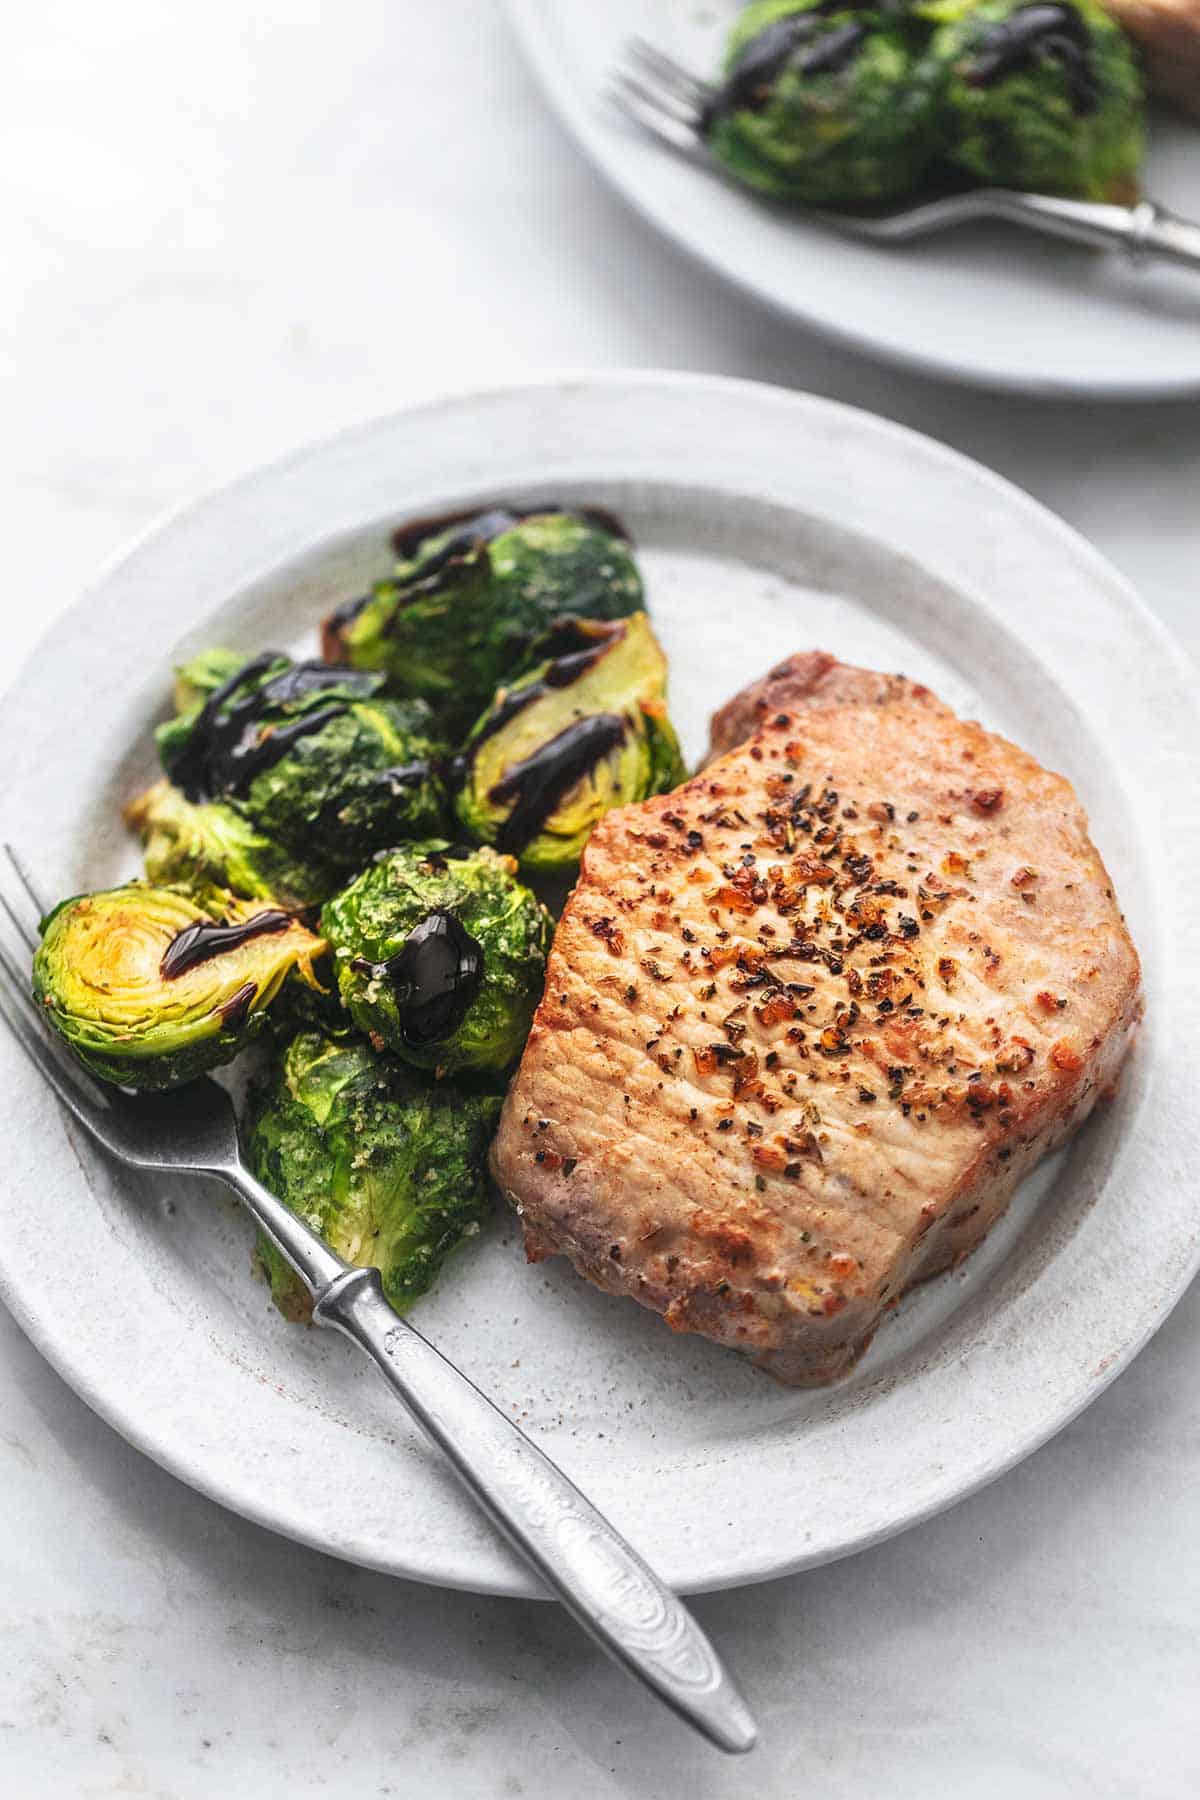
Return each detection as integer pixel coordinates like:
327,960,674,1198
979,191,1200,271
307,1264,756,1750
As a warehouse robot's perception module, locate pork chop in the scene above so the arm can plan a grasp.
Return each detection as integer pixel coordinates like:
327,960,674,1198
706,650,942,763
491,655,1143,1384
1100,0,1200,119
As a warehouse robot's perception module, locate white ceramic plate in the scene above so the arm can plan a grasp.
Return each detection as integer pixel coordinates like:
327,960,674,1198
1,375,1196,1598
507,0,1200,398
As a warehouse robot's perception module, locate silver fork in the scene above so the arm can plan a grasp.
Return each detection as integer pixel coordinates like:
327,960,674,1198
611,37,1200,272
0,844,756,1757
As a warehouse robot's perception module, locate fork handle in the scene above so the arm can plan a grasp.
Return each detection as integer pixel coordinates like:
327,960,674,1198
308,1266,755,1754
1135,202,1200,272
231,1154,756,1753
984,191,1200,272
234,1169,755,1751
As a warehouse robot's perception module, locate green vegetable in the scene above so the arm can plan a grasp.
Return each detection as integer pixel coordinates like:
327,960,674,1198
263,951,358,1045
170,647,248,716
157,652,450,866
321,842,552,1075
125,779,338,910
928,0,1142,200
32,882,326,1089
245,1030,501,1321
322,507,644,732
456,613,685,876
705,0,943,206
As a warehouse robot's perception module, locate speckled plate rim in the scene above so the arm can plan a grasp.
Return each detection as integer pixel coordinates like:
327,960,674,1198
505,0,1200,401
0,372,1197,1599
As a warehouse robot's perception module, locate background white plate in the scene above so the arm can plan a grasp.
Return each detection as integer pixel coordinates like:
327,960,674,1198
0,374,1196,1599
507,0,1200,398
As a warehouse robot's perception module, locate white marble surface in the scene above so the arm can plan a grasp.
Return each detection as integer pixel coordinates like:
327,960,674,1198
1,4,1198,1795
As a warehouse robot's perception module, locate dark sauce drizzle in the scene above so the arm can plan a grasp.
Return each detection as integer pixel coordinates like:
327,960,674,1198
489,714,627,854
160,909,292,980
798,21,866,77
351,908,484,1048
701,3,868,130
464,620,617,762
326,502,632,638
417,845,478,872
167,656,378,802
217,980,259,1030
365,759,438,792
965,4,1097,112
389,501,630,562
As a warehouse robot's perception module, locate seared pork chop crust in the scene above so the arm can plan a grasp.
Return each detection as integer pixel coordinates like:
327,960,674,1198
492,656,1142,1384
706,650,942,763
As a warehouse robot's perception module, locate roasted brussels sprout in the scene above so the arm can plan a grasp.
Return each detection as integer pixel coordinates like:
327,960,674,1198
322,506,644,732
703,0,943,206
125,779,338,911
170,646,247,716
455,613,685,876
321,843,552,1075
32,883,326,1089
157,652,450,864
929,0,1142,200
245,1029,501,1320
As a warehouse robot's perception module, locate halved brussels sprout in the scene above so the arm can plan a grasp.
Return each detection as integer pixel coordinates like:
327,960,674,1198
32,882,326,1089
125,779,338,911
321,506,644,732
321,842,552,1075
245,1029,501,1321
454,613,685,876
157,652,450,864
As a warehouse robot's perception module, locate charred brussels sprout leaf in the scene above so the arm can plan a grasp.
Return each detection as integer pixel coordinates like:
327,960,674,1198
245,1030,501,1320
321,842,552,1074
704,0,944,206
32,883,327,1089
156,652,450,864
455,613,685,876
322,507,644,732
125,779,339,911
928,0,1142,200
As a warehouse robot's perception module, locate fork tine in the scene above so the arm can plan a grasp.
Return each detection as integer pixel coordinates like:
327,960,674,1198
624,37,710,107
611,62,698,128
0,944,114,1129
607,74,700,152
2,843,47,948
0,885,37,955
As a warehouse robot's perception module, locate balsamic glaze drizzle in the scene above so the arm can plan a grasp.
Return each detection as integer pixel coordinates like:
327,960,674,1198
798,21,866,76
351,908,484,1047
167,657,379,802
465,621,616,759
701,3,868,129
326,503,631,639
217,980,259,1029
965,4,1097,112
160,909,292,980
489,714,627,854
389,502,630,562
364,760,436,792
